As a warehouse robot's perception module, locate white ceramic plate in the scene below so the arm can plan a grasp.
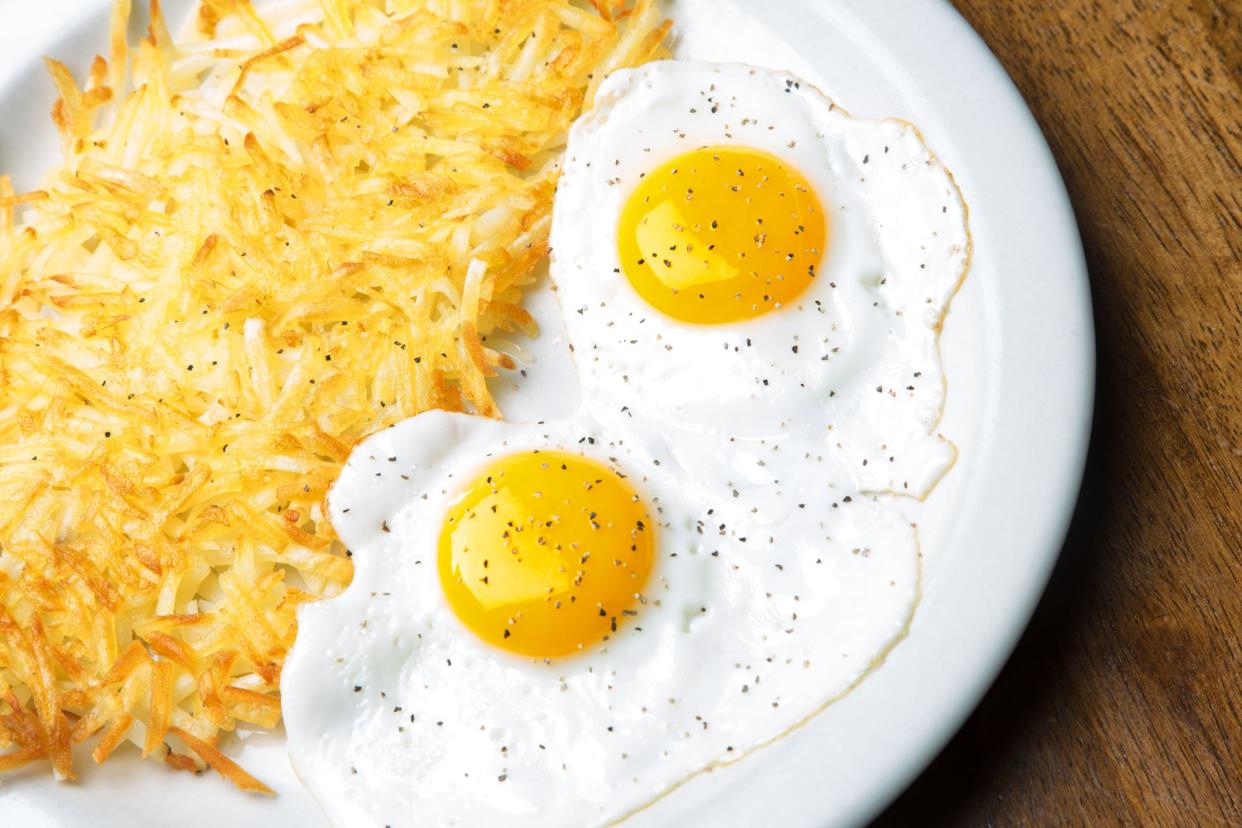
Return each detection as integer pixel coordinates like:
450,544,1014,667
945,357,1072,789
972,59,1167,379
0,1,1093,826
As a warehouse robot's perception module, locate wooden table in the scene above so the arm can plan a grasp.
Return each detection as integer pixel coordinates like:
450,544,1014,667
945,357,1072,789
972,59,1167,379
875,2,1242,824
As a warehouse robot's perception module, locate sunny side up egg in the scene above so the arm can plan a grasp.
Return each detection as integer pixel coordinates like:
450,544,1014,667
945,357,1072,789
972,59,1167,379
282,412,919,826
553,61,970,497
281,61,969,827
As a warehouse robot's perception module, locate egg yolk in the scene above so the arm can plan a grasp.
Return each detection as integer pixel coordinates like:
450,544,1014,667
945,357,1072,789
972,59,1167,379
437,450,655,658
617,145,827,324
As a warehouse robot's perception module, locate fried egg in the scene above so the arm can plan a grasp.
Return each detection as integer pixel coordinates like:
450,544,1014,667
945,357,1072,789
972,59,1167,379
282,59,970,827
282,412,919,826
550,61,969,496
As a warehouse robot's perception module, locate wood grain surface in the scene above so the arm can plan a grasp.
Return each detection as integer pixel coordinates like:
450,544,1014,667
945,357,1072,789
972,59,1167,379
876,1,1241,825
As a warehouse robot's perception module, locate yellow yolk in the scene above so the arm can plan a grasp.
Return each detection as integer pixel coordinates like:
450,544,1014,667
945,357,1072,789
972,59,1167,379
437,450,655,658
617,145,827,324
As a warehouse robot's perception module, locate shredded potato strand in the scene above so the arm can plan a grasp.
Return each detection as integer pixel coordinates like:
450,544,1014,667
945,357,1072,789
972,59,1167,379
0,0,667,787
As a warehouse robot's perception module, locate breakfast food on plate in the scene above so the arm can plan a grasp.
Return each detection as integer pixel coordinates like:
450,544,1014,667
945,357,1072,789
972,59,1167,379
0,0,971,819
281,62,969,825
0,0,669,786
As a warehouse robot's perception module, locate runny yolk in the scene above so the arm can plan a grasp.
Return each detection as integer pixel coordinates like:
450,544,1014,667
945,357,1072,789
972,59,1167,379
617,145,827,324
437,450,655,658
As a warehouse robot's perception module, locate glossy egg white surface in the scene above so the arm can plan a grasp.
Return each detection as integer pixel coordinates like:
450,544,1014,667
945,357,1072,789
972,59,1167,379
550,61,969,497
282,408,920,826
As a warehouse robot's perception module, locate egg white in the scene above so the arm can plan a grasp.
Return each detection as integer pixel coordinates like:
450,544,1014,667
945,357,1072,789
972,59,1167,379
282,410,919,827
550,61,970,497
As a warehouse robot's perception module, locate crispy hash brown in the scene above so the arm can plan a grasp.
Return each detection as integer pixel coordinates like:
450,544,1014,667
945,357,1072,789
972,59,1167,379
0,0,668,788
